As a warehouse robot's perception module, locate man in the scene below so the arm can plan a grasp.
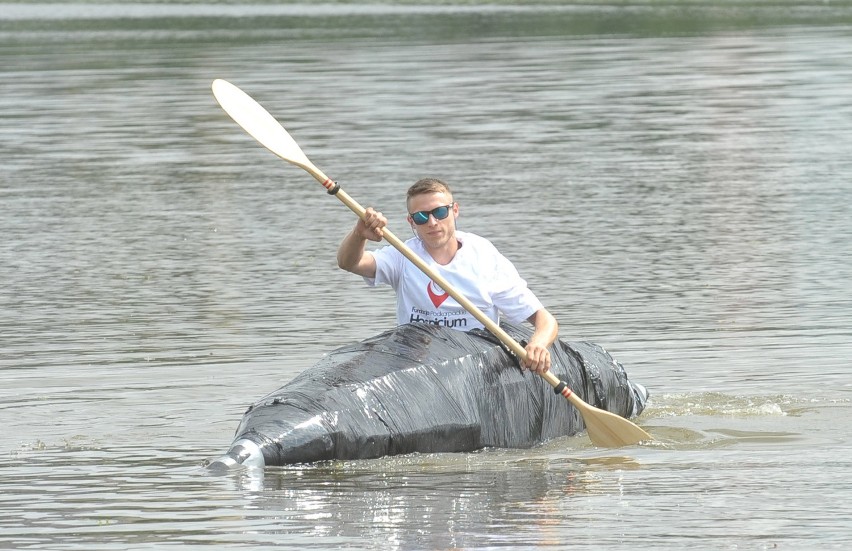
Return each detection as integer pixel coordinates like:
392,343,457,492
337,178,558,374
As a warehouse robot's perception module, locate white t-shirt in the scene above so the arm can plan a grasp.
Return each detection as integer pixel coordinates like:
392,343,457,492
365,231,543,331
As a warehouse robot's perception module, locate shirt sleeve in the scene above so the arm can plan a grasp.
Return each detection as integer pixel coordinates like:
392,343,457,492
489,249,543,324
363,245,402,289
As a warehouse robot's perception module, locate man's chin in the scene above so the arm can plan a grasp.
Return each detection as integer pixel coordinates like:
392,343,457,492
422,234,448,248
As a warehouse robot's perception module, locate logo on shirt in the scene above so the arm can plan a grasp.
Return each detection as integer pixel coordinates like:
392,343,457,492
427,281,449,307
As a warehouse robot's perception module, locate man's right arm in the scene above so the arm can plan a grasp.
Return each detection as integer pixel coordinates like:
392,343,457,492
336,207,386,278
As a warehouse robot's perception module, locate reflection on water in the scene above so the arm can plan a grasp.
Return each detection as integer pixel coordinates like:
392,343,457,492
2,1,852,549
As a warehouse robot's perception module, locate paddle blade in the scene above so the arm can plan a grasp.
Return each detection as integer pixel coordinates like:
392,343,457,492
212,79,312,171
570,396,651,447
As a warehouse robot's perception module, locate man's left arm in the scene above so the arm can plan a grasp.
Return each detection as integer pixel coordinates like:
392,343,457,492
524,308,559,374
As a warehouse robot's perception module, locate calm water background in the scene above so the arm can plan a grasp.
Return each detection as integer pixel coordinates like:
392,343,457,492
2,1,851,549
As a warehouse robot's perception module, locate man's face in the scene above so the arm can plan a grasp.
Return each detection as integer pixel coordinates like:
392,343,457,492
407,191,458,250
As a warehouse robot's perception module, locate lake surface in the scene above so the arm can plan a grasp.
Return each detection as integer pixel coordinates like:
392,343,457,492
2,1,851,549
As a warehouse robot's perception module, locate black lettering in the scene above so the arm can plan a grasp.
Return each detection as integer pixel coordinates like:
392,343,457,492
409,313,469,328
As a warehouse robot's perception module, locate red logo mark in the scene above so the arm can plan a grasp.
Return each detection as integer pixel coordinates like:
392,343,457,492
427,281,449,307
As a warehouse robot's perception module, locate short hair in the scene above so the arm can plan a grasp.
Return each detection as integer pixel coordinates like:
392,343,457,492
407,178,452,208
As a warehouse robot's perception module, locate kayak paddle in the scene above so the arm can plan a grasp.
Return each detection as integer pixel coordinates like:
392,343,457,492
210,78,652,448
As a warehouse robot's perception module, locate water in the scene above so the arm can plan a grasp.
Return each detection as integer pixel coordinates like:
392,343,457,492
2,2,852,549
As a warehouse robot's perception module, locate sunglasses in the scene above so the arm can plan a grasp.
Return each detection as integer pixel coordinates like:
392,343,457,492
409,203,454,225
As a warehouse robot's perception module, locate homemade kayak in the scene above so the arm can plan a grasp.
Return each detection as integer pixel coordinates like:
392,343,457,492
208,321,647,469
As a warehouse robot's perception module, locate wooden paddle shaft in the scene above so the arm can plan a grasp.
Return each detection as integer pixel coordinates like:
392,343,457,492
335,182,579,400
